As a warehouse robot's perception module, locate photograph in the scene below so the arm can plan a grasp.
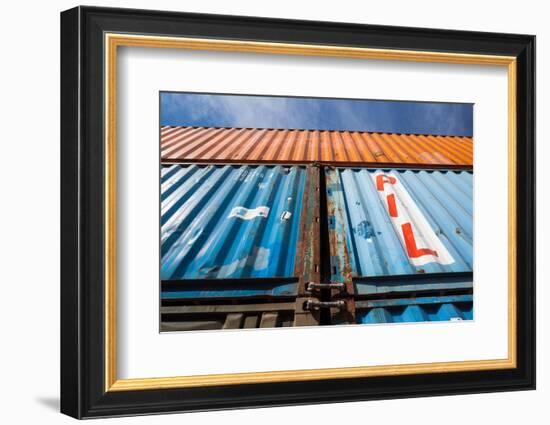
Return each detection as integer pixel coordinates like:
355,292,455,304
58,6,535,418
158,92,474,332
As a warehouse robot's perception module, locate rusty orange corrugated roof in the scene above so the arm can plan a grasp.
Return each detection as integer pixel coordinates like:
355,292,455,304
160,126,473,167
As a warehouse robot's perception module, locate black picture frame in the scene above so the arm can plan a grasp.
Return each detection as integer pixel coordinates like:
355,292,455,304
61,5,535,419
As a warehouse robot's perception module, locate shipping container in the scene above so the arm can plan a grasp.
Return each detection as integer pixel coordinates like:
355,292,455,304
355,294,473,324
160,163,322,330
161,126,473,167
161,164,307,282
325,167,473,300
159,162,473,330
326,168,473,276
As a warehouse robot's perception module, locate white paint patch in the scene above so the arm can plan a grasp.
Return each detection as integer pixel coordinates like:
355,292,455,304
228,206,270,220
215,247,270,276
253,247,270,270
371,172,455,267
280,211,292,221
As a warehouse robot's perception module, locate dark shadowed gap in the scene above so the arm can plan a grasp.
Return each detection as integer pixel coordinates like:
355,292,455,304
318,165,331,326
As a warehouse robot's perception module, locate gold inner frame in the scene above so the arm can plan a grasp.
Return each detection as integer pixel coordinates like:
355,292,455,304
104,33,517,392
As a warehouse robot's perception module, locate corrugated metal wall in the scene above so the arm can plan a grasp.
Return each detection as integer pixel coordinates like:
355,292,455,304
161,126,473,167
159,125,474,329
353,273,473,296
326,168,473,277
161,164,306,281
161,278,300,299
356,294,473,324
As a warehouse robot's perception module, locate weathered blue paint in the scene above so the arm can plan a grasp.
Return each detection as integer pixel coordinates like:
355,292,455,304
161,279,299,299
326,168,473,277
357,294,473,324
354,273,473,295
161,164,306,282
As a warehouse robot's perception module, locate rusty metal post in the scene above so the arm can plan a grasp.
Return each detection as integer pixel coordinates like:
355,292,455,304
293,165,321,326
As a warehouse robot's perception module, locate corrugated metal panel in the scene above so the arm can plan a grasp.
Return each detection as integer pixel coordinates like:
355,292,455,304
161,164,306,284
326,168,473,277
356,294,473,324
161,278,299,299
353,273,472,296
161,126,473,167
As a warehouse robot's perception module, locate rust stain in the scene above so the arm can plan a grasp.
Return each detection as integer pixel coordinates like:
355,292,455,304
294,166,321,297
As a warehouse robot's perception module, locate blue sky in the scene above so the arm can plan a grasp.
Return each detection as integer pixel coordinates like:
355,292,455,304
160,92,473,137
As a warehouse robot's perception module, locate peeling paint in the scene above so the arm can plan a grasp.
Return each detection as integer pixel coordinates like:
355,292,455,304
281,211,292,221
228,206,270,220
161,164,306,280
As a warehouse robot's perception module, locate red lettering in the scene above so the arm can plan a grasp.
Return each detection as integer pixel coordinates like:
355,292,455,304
401,223,438,258
376,174,396,191
387,194,398,217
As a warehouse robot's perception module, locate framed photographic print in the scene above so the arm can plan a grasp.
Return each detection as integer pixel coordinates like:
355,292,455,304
60,6,535,419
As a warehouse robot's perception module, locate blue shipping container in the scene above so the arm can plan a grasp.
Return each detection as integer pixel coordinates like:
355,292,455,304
161,164,306,283
326,168,473,278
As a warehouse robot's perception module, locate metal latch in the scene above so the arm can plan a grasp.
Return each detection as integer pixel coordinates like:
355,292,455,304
306,282,345,292
305,300,346,311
